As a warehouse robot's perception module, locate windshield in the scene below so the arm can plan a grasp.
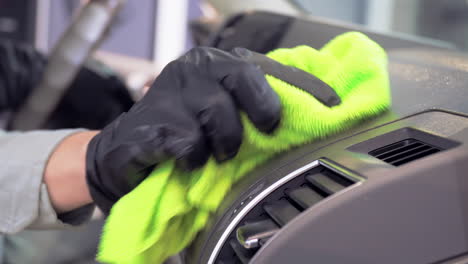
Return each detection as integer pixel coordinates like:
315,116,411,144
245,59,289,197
209,0,468,51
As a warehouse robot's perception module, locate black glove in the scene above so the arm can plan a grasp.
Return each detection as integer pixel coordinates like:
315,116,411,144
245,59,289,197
0,38,134,130
85,47,282,213
0,39,46,111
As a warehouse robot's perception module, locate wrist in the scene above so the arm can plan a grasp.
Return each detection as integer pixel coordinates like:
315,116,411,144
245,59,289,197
44,130,99,213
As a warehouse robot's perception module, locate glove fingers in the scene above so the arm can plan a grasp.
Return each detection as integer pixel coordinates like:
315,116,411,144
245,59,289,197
180,47,281,134
131,103,211,171
164,123,210,170
221,60,281,133
183,77,243,162
163,113,210,170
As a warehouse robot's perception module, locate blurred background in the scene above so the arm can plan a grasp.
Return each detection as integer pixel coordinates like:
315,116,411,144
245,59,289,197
0,0,467,263
1,0,468,79
3,1,468,52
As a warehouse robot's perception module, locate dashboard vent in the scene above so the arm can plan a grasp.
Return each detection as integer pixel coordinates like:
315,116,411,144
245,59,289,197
215,163,358,263
369,139,441,166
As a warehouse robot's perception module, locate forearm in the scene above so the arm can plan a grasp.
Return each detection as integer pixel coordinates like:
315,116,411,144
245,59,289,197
0,129,89,233
44,131,98,213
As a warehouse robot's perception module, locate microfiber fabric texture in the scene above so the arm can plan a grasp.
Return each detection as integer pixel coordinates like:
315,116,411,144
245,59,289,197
97,31,391,264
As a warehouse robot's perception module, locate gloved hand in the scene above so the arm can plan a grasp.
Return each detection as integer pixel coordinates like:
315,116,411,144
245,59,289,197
0,39,134,130
0,39,46,111
85,47,282,213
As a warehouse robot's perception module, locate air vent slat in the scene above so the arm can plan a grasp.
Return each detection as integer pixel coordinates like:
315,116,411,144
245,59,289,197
263,200,300,226
392,148,440,166
381,145,431,163
370,138,442,166
215,162,360,263
382,144,432,163
236,219,279,249
374,142,423,159
286,186,324,209
306,172,347,195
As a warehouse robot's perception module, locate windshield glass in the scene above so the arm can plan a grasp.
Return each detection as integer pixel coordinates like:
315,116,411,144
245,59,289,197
209,0,468,51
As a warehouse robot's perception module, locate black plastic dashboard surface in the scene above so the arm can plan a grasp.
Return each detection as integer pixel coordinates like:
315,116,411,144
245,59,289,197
188,13,468,264
190,109,468,264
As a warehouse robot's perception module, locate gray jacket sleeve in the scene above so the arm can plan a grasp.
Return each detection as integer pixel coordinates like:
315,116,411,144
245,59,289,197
0,129,95,234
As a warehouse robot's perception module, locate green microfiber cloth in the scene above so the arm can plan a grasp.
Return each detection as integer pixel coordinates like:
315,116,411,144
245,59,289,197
97,31,391,264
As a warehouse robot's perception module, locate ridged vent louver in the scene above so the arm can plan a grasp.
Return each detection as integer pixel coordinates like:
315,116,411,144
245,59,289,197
216,164,357,264
369,139,441,166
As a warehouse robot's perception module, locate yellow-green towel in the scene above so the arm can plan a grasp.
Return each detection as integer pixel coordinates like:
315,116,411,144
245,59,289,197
98,32,391,264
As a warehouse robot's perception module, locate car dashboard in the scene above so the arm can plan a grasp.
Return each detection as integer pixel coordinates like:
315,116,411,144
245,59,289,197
185,12,468,264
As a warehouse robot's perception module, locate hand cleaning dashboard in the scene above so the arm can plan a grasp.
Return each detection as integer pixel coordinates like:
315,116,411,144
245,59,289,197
186,47,468,264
